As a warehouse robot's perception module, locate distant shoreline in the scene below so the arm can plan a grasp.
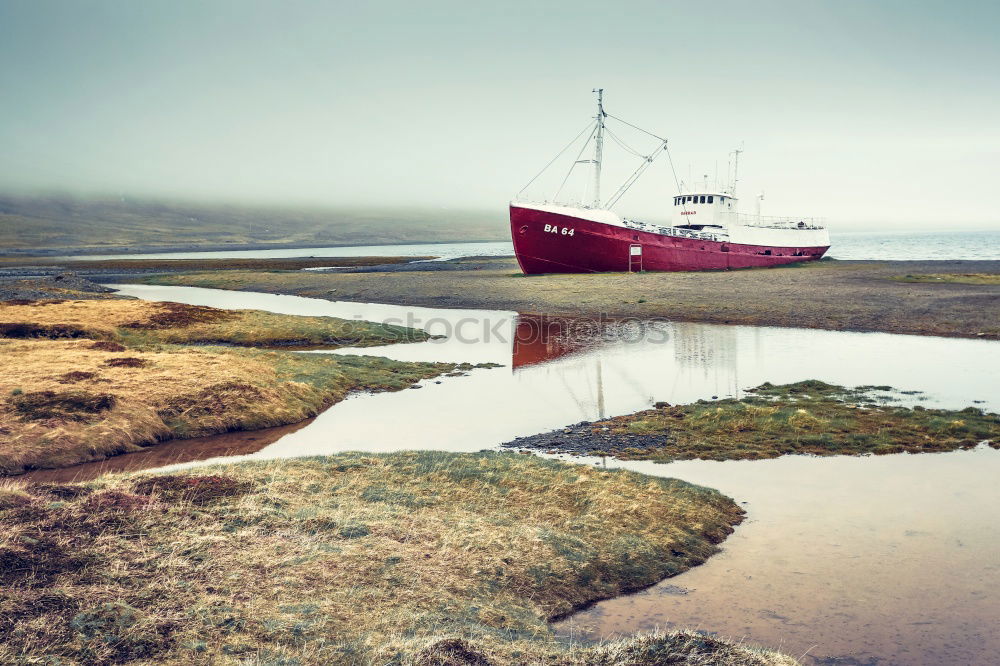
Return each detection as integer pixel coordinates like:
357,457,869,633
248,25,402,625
0,238,509,259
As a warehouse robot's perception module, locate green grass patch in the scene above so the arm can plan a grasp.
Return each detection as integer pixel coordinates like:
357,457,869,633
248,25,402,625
588,380,999,462
893,273,1000,285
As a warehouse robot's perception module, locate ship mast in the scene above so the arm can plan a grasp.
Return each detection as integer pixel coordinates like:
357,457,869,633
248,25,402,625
592,88,605,208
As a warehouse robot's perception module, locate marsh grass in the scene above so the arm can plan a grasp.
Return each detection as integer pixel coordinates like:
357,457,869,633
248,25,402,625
0,452,792,665
590,380,999,462
894,273,1000,285
0,299,431,349
0,339,457,474
0,300,461,475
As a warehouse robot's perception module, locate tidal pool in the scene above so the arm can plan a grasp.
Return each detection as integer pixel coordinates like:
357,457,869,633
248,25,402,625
58,284,1000,665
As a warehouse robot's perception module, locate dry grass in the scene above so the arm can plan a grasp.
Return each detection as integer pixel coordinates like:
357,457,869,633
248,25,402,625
582,380,999,462
0,452,793,665
0,299,430,349
0,338,456,475
0,299,466,475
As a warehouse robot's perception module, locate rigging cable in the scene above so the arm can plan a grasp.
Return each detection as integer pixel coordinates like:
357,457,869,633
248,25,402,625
603,125,649,159
516,106,674,209
601,114,674,208
516,119,598,199
605,113,666,141
663,143,686,205
554,122,599,203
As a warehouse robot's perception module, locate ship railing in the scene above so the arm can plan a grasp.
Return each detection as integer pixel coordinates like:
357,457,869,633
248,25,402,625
661,227,724,242
623,218,725,242
734,213,825,229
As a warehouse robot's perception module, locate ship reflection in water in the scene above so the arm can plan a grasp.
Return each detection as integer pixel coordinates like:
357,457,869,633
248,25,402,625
512,313,601,370
512,312,743,420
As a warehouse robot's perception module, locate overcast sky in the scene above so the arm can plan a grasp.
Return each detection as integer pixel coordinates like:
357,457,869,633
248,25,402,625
1,0,998,229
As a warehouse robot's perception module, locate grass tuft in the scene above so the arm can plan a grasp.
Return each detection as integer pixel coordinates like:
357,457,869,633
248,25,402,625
0,322,96,339
103,356,148,368
120,301,236,329
11,390,117,421
57,370,98,383
132,474,253,505
89,340,127,352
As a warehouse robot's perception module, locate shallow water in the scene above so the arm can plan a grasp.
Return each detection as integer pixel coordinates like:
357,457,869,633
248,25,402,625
62,285,1000,664
64,229,1000,262
64,240,515,261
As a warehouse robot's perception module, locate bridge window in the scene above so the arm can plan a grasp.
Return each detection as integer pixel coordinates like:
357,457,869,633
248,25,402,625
699,195,706,204
708,195,714,203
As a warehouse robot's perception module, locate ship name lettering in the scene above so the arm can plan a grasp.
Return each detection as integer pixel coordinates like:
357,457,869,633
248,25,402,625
543,224,575,236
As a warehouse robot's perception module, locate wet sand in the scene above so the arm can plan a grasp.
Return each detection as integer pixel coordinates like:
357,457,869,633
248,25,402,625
136,257,1000,340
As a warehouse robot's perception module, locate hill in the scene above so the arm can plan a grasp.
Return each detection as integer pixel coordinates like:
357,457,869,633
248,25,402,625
0,194,507,255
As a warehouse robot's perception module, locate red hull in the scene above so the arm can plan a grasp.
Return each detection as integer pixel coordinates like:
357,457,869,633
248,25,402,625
510,205,830,274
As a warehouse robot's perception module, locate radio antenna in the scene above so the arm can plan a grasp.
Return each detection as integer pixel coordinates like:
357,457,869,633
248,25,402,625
730,143,744,195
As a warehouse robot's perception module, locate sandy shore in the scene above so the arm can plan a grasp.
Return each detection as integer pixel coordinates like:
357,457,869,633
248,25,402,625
136,257,1000,340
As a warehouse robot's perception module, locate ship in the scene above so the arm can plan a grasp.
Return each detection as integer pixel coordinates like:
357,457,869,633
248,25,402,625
510,90,831,274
